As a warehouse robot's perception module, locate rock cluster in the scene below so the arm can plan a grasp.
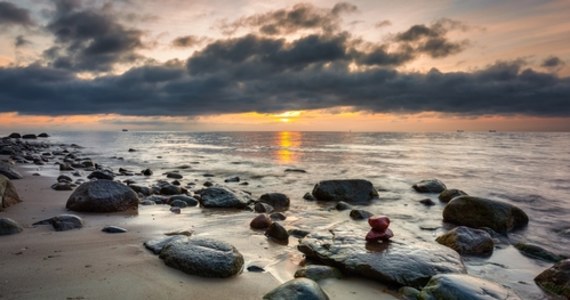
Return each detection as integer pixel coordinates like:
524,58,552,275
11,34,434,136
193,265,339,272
365,215,393,242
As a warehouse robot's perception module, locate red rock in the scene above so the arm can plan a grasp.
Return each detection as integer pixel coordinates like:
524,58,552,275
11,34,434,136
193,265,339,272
365,228,394,242
250,214,272,229
368,215,390,231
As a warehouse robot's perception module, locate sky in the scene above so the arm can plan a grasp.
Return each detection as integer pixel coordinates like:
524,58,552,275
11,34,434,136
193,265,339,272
0,0,569,131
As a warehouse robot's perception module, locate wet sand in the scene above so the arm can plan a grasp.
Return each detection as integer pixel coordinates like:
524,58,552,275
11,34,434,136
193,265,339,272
0,163,399,300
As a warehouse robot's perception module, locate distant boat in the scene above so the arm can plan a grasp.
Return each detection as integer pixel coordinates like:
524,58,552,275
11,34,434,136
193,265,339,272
489,130,496,132
122,129,128,132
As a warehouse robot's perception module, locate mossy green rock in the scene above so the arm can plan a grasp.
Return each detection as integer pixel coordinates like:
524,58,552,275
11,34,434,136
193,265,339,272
419,274,521,299
263,278,329,300
535,259,570,298
442,196,528,234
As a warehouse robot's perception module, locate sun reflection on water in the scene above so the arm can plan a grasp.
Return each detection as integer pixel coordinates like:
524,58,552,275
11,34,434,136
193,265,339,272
275,131,302,164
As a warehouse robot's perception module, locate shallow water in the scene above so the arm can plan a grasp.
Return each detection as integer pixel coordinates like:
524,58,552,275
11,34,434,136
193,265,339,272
20,131,570,298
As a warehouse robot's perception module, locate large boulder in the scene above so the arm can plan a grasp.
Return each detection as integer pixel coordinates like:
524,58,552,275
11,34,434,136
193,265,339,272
0,174,22,211
534,259,570,298
263,278,329,300
418,274,521,299
197,187,250,209
413,179,447,193
436,226,494,256
66,180,139,212
159,237,244,278
312,179,379,204
258,193,290,210
0,218,23,235
442,196,529,234
0,163,23,180
298,224,466,288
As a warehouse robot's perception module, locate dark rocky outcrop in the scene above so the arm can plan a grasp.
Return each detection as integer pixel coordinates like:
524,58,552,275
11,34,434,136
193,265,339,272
298,224,466,288
66,180,139,212
263,278,329,300
197,187,251,209
22,134,37,139
418,274,521,299
439,189,468,203
0,175,22,211
436,226,494,256
312,179,379,204
159,237,244,278
8,133,21,139
412,179,447,193
442,196,529,234
534,259,570,298
33,214,83,231
258,193,290,211
0,218,23,235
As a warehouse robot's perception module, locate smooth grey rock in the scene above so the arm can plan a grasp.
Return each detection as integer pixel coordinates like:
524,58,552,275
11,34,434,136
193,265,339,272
349,209,373,220
66,180,139,212
294,265,342,281
413,179,447,193
298,224,466,288
439,189,468,203
198,187,250,209
159,184,182,195
259,193,290,210
57,175,73,183
0,217,23,235
33,214,83,231
170,199,187,208
263,278,329,300
534,259,570,298
0,174,21,211
0,163,23,180
265,222,289,244
436,226,494,256
443,196,529,234
419,274,521,300
87,170,115,180
129,185,152,196
312,179,378,204
165,172,183,179
144,195,168,205
51,182,74,191
145,235,189,254
159,237,244,278
169,195,199,206
102,226,127,233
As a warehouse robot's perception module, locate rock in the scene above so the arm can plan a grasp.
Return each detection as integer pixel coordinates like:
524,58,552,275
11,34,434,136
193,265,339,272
294,265,342,281
169,195,199,207
170,207,181,214
203,181,213,187
159,184,183,195
57,175,73,183
140,200,156,205
263,278,329,300
59,163,75,171
303,192,315,201
259,193,290,210
0,163,23,179
247,265,265,272
270,212,287,221
224,176,240,183
66,180,139,212
0,218,23,235
129,185,152,196
51,182,74,191
412,179,447,193
8,133,21,139
349,209,373,220
0,175,22,211
254,202,274,213
312,179,378,204
176,164,192,169
87,170,115,180
534,259,570,298
514,243,564,262
250,214,272,229
265,222,289,244
365,228,394,242
436,226,494,256
198,187,250,209
165,229,193,237
335,201,352,211
443,196,529,234
102,226,127,233
38,133,49,138
368,215,390,231
144,235,189,254
439,189,468,203
144,195,168,204
419,274,521,300
170,199,188,208
419,198,436,206
400,287,421,300
22,134,37,139
171,180,181,186
159,237,244,278
142,168,153,176
284,169,307,173
203,173,215,177
33,214,83,231
288,228,310,238
128,148,136,152
166,172,183,179
298,224,466,288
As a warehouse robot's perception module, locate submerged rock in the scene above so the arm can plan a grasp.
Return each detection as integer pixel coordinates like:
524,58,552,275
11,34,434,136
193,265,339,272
419,274,521,299
439,189,468,203
514,243,565,263
294,265,342,281
534,259,570,298
443,196,529,234
298,224,466,288
412,179,447,193
0,163,23,180
312,179,379,204
259,193,290,210
263,278,329,300
436,226,494,256
66,180,139,212
0,175,22,211
197,187,250,209
33,214,83,231
0,217,23,235
159,237,244,278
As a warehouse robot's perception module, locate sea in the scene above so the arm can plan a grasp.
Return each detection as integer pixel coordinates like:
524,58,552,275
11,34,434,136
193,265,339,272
16,131,570,298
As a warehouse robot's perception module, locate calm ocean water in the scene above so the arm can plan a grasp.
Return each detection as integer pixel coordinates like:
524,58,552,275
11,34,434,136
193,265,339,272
24,131,570,298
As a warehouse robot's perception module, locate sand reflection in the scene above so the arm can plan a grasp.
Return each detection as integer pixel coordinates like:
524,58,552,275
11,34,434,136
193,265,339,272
275,131,302,164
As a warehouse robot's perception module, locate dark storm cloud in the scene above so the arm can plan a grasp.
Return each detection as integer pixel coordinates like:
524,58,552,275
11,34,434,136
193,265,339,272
218,2,356,36
542,56,565,69
42,0,144,72
171,35,207,48
396,18,468,58
0,1,34,27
